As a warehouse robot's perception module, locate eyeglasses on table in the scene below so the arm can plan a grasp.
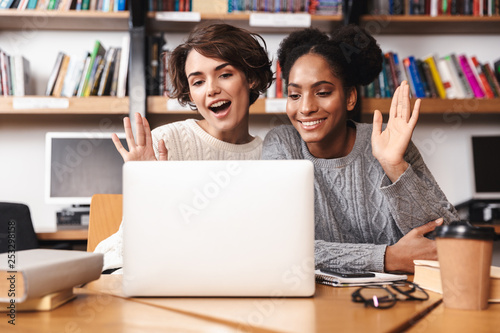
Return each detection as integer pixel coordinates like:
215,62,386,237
351,281,429,309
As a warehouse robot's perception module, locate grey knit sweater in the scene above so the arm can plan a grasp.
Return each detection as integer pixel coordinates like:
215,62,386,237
262,122,459,272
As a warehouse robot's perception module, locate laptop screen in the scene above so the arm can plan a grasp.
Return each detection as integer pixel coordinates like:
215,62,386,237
472,136,500,198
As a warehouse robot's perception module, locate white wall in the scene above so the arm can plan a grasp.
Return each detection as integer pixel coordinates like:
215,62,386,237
0,29,499,231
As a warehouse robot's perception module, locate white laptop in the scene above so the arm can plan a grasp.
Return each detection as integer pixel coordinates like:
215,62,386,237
122,160,315,297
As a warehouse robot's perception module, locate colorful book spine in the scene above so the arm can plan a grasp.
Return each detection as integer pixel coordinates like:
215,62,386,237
45,52,64,96
420,60,438,98
385,52,400,91
378,57,387,98
80,40,105,97
449,53,474,98
458,54,485,98
402,58,416,97
383,53,395,95
423,55,447,99
0,0,16,9
442,55,467,98
482,63,499,98
416,59,431,97
437,57,457,99
405,56,426,98
115,0,124,11
275,61,283,98
47,0,56,9
484,63,500,97
470,56,495,98
26,0,37,9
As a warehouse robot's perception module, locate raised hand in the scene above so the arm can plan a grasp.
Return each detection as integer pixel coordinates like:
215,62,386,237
371,81,420,182
384,218,443,273
112,112,168,162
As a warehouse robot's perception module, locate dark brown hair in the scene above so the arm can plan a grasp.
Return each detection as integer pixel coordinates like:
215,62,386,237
168,23,273,109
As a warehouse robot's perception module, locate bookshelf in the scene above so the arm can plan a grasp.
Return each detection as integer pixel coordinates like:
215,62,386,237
1,10,499,116
0,9,130,116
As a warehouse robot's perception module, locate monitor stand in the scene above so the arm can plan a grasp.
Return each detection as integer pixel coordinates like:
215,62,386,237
56,205,90,229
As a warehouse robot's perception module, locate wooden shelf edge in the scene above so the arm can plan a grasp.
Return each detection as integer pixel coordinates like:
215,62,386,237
146,12,342,32
147,12,341,21
0,10,129,31
361,98,500,114
148,97,500,115
360,15,500,34
0,96,129,115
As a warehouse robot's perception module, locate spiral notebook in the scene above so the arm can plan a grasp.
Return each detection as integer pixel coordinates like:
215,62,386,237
315,270,407,287
122,160,316,297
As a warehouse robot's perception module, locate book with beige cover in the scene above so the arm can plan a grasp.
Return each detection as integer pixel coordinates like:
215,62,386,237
413,260,500,302
0,249,103,302
0,288,75,311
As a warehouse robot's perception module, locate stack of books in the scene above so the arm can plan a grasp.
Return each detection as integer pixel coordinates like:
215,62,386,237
45,35,130,98
364,52,500,100
0,249,103,311
0,49,31,96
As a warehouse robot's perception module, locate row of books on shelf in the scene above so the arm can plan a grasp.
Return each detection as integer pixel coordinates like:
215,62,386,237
0,0,126,11
363,52,500,99
147,0,343,15
368,0,499,16
45,36,129,97
146,33,171,97
0,49,31,96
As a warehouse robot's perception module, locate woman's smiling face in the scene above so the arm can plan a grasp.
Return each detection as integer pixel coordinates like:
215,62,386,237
185,50,252,144
286,53,356,158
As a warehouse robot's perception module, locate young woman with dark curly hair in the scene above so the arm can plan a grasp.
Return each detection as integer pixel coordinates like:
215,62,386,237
262,25,459,273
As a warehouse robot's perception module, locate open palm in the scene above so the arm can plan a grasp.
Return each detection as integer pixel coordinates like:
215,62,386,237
372,81,420,178
112,112,168,162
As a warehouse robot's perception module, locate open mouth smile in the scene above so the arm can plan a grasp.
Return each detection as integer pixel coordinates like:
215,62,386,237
209,100,231,113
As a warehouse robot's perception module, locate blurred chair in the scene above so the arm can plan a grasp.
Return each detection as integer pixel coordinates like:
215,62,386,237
0,202,38,253
87,194,122,252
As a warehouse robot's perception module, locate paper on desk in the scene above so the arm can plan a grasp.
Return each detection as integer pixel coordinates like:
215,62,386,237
315,270,407,287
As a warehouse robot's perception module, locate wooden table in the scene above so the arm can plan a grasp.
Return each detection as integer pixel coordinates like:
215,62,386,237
1,275,444,333
36,229,88,251
408,303,500,333
36,229,88,241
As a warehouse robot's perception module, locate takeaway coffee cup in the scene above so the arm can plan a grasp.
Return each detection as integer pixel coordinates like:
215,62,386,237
434,221,497,310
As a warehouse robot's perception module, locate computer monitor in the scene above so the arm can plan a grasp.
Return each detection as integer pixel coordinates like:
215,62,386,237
471,135,500,200
45,132,127,205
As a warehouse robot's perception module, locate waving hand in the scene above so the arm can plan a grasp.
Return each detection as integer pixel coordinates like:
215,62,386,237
371,81,420,182
112,112,168,162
